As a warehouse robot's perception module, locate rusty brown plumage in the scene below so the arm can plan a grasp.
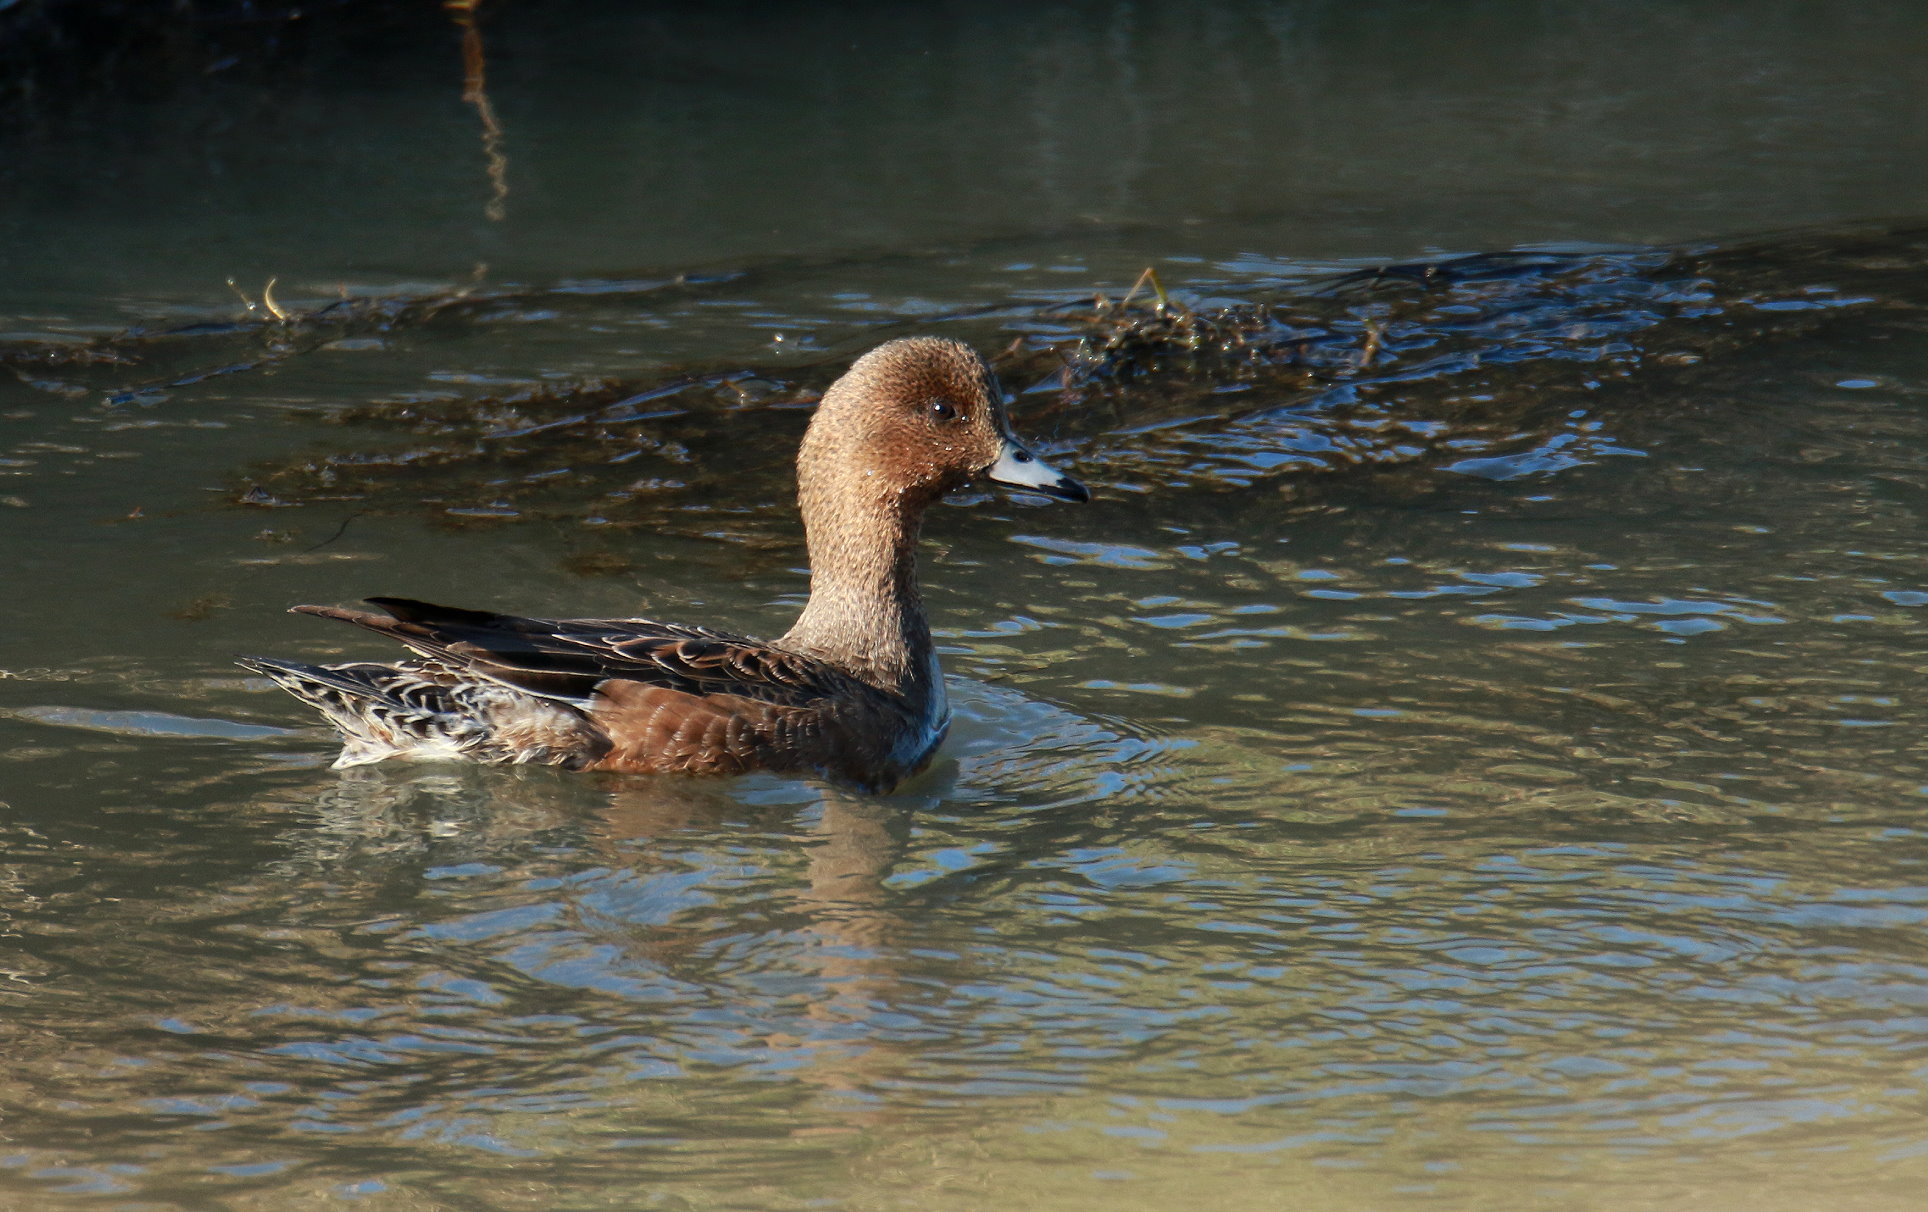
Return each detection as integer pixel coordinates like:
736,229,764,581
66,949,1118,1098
239,337,1088,793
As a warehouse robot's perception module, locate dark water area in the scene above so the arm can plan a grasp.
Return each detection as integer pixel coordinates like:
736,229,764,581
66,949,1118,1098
3,3,1928,1209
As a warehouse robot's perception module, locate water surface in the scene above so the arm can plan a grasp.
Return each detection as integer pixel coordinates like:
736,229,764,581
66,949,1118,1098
2,3,1927,1209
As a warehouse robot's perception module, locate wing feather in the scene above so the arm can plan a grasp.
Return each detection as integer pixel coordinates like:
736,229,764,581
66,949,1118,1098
293,597,860,708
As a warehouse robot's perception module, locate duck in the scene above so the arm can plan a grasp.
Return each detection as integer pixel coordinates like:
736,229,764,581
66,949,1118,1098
238,336,1088,792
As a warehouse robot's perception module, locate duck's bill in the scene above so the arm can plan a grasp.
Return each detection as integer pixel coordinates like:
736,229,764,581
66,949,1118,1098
986,438,1090,502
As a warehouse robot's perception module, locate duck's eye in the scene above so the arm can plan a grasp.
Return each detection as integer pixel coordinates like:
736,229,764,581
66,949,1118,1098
929,399,958,422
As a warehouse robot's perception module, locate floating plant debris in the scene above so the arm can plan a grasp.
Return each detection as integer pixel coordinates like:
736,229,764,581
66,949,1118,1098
9,222,1918,538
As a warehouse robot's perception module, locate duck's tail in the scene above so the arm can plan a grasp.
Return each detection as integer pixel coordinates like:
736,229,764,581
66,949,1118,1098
236,656,609,770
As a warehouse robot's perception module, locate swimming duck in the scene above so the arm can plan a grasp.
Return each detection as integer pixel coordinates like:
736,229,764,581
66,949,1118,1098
239,336,1088,792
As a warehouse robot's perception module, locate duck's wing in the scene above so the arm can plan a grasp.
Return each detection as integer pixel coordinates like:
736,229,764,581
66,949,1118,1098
292,597,864,709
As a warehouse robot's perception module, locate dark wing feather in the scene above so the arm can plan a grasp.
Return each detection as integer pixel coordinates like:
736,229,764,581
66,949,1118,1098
293,597,861,708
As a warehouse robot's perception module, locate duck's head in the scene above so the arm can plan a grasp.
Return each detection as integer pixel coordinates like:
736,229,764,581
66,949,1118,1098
798,333,1095,512
798,336,1089,513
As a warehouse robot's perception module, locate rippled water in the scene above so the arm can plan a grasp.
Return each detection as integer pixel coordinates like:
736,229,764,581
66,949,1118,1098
4,3,1928,1209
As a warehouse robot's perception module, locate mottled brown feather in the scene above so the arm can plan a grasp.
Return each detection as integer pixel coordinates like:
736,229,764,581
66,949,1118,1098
246,337,1079,792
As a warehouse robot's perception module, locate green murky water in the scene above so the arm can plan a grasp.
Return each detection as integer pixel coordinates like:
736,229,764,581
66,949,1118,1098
3,3,1928,1208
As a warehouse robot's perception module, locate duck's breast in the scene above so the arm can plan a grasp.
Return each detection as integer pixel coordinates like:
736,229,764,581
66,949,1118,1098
586,674,945,791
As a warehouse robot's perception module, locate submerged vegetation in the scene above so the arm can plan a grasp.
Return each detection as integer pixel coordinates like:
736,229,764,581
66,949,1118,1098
7,2,1928,1205
5,220,1923,546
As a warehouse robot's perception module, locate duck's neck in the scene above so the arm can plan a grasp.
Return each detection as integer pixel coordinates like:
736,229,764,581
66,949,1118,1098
779,493,941,708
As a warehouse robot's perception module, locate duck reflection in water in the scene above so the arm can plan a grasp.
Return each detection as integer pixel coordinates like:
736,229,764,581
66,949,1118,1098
288,763,921,1124
600,777,920,1120
247,677,1175,1135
